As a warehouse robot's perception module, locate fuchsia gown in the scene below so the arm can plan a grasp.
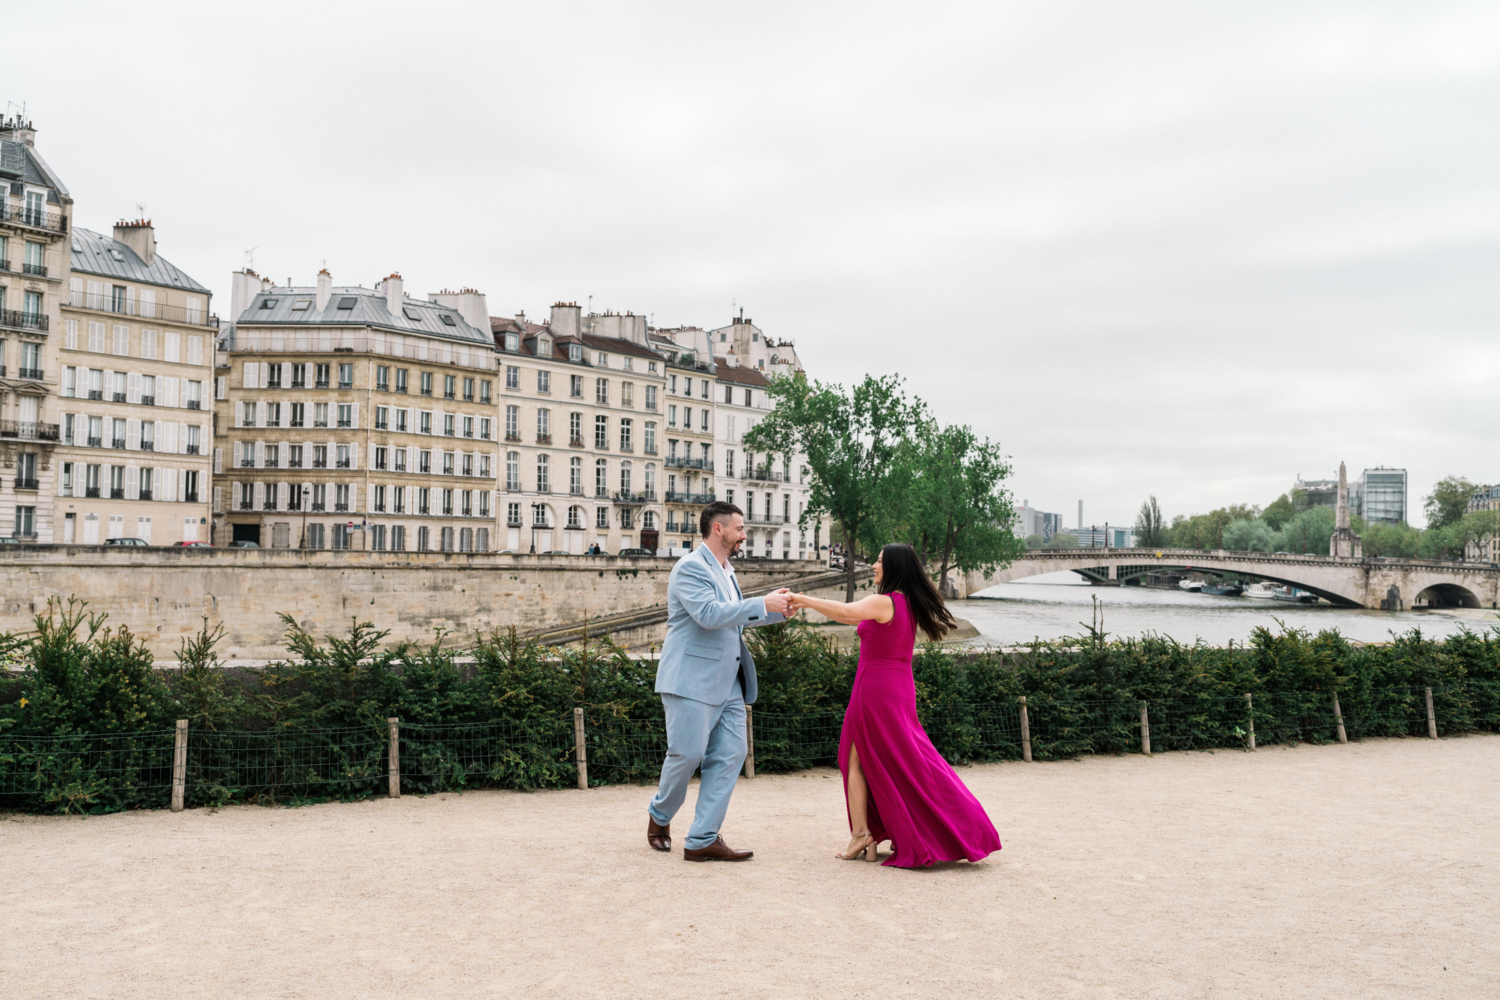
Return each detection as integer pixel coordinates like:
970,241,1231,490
841,592,1002,867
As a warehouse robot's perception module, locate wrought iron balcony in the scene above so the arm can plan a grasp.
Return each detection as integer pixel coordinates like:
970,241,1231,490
0,260,7,271
665,457,713,471
85,487,101,498
13,477,38,490
315,379,330,389
746,512,789,524
186,400,201,410
139,395,154,406
87,436,102,447
288,459,302,468
112,392,127,402
186,444,200,455
742,468,787,483
140,441,154,451
612,490,653,505
184,492,198,503
311,502,326,511
111,438,126,449
22,262,46,277
312,459,328,468
570,436,586,447
666,491,717,505
64,294,210,327
335,502,348,512
17,366,43,380
505,432,521,442
0,205,68,235
239,499,253,510
336,459,351,469
87,390,103,401
339,380,354,390
139,489,153,501
536,433,552,445
109,487,124,499
0,420,59,441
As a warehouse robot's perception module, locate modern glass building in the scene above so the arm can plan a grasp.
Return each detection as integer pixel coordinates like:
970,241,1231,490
1359,467,1407,524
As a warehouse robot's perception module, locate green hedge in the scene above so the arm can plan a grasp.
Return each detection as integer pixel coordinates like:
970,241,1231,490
1,598,1497,813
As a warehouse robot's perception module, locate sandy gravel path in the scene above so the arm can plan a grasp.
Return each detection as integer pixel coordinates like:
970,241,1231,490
3,735,1496,999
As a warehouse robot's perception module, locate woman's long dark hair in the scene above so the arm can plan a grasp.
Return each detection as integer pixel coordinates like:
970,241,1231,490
877,543,958,642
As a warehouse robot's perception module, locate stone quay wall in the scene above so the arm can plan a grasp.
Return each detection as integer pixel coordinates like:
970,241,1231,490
0,547,832,660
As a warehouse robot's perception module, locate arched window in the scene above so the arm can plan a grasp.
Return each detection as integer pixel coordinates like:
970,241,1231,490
620,460,632,493
642,510,656,530
537,453,550,493
506,451,519,491
567,505,582,528
533,503,551,528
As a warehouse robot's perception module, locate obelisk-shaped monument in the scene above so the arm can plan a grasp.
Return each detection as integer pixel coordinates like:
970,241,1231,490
1330,461,1362,558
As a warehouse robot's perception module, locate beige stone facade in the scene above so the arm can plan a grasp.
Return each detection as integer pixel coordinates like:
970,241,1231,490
54,223,214,544
0,116,71,541
491,304,669,554
215,271,499,551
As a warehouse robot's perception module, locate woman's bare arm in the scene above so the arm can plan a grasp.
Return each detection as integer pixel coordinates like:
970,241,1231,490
790,592,894,625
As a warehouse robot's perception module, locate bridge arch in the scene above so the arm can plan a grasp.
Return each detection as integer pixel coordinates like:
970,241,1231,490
1413,583,1482,609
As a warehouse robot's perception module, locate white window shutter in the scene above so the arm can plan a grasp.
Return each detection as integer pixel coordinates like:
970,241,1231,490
66,319,78,350
164,331,180,363
255,441,265,467
126,466,140,500
216,376,227,400
253,482,263,509
163,422,178,455
179,424,189,455
259,364,269,389
163,468,177,502
127,372,141,404
350,405,359,429
350,443,358,469
187,336,202,366
213,486,223,513
177,469,186,503
126,419,140,450
351,483,359,511
243,361,258,388
163,377,179,408
214,447,223,474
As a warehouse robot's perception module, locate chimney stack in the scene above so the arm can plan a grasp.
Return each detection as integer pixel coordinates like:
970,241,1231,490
114,219,156,266
384,273,403,315
429,287,490,332
230,268,261,321
316,269,332,311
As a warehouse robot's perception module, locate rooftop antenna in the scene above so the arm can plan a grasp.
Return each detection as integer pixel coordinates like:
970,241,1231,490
135,201,147,220
587,294,592,314
243,246,259,271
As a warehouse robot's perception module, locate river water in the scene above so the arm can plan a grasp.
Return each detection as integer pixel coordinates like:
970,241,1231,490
951,571,1492,647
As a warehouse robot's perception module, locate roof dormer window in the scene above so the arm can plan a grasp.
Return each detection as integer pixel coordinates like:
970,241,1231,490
506,332,519,352
292,299,312,311
596,352,608,367
260,299,277,309
403,307,422,321
337,297,357,310
537,336,551,356
440,314,456,326
568,343,581,363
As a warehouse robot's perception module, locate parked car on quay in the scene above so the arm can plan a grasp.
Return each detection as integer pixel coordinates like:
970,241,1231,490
172,541,213,547
104,537,150,547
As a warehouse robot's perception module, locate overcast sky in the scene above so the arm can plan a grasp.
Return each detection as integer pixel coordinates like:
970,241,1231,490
9,2,1499,528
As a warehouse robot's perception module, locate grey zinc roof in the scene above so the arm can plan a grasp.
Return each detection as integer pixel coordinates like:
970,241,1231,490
70,228,210,292
1,139,71,199
237,288,493,347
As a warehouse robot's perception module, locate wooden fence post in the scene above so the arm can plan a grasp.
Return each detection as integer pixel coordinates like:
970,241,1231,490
1332,693,1347,744
387,717,400,798
1018,696,1032,763
1425,687,1438,740
1139,701,1151,756
744,705,756,779
573,707,589,790
171,719,188,812
1245,693,1256,750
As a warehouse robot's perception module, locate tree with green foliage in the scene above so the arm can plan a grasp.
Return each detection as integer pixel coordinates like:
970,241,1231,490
1024,533,1046,549
1423,475,1477,530
1222,518,1279,552
1165,504,1260,550
898,421,1023,595
743,373,926,600
1134,495,1167,547
1261,490,1306,531
1277,506,1336,555
1043,532,1080,549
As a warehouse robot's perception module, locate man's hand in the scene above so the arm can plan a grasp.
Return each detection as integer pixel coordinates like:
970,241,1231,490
763,588,793,615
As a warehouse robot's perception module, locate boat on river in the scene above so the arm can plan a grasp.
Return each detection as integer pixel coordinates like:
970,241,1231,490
1271,586,1318,604
1200,583,1244,596
1243,583,1277,599
1178,578,1203,592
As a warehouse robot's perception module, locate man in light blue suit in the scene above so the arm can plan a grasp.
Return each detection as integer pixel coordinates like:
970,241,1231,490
647,501,792,861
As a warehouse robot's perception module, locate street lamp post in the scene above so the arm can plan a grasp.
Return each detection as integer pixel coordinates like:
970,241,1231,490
298,485,311,548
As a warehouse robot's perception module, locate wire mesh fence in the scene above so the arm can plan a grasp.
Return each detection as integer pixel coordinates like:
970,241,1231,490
0,681,1491,813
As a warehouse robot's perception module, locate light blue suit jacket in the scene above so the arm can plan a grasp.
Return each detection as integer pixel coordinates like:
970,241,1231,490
655,544,785,706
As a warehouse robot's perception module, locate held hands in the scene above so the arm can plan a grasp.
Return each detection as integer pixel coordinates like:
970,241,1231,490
763,588,794,616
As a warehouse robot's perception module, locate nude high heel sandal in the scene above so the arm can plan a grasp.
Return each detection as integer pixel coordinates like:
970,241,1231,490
837,833,878,861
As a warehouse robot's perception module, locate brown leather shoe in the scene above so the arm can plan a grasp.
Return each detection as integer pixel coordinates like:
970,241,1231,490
647,816,671,852
683,836,753,862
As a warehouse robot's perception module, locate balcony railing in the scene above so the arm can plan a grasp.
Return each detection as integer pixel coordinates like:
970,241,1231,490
336,459,351,469
13,477,38,490
311,502,326,511
665,457,713,471
184,492,198,503
0,260,7,271
312,459,328,469
64,294,211,327
240,458,254,468
505,432,521,442
0,206,68,234
289,459,302,468
140,395,155,406
339,380,354,389
17,367,43,380
665,491,717,505
337,420,352,428
87,390,104,401
612,490,654,505
335,503,348,512
507,518,522,528
87,436,102,447
140,441,154,451
570,436,586,447
85,487,101,498
315,379,330,389
595,487,609,499
747,512,789,524
536,433,552,445
742,468,788,483
111,438,126,449
186,444,200,455
112,392,127,402
139,489,153,501
0,421,60,441
186,400,201,410
239,499,254,510
22,262,46,277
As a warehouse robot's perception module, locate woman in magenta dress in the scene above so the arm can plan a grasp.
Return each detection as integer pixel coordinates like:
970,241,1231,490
790,543,1001,867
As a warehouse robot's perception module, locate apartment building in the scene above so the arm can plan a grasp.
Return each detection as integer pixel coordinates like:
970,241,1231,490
0,115,71,541
649,326,717,552
215,271,499,551
714,357,823,560
491,304,668,554
54,223,214,543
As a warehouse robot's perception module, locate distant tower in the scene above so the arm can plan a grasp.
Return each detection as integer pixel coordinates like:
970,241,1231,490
1330,461,1363,558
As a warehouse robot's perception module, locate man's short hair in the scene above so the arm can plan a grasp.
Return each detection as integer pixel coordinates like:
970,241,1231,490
700,501,744,538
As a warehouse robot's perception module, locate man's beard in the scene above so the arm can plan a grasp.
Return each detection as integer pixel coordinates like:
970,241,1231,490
728,536,743,557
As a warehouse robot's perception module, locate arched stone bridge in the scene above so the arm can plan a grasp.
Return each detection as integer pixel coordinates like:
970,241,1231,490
957,548,1500,610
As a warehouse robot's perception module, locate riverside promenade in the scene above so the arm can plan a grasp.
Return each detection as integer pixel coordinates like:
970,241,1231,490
2,735,1495,998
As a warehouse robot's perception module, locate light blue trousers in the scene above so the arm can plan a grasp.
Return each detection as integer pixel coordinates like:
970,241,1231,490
647,690,747,850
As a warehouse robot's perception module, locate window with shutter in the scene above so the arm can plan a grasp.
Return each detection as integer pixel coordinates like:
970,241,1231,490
113,325,129,356
87,281,105,310
163,377,179,408
126,420,139,450
259,363,269,389
66,319,78,350
243,361,258,388
141,329,157,359
140,289,156,319
126,466,139,499
187,336,202,366
256,442,265,467
216,376,226,399
179,424,189,454
70,277,83,307
127,372,140,403
349,443,358,469
88,322,106,352
213,486,223,513
164,331,180,363
177,469,187,502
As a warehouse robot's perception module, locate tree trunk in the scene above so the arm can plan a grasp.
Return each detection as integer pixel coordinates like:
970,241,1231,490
938,521,955,599
842,519,858,602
